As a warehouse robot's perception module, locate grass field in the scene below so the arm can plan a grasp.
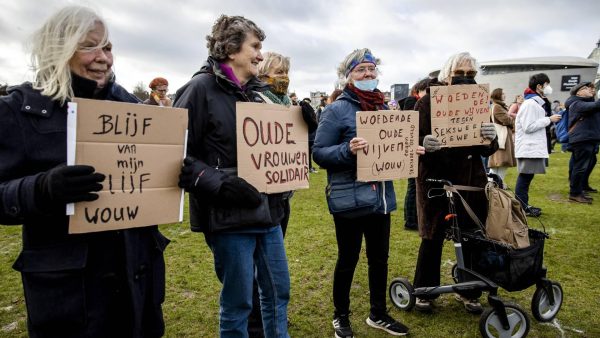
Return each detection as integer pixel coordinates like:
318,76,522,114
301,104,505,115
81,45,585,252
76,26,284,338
0,149,598,337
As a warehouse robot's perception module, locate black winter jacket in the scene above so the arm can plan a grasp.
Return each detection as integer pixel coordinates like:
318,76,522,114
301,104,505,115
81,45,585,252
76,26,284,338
0,78,169,338
174,57,285,233
564,95,600,144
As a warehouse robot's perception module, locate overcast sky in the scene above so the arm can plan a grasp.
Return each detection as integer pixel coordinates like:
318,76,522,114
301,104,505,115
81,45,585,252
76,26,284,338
1,0,599,99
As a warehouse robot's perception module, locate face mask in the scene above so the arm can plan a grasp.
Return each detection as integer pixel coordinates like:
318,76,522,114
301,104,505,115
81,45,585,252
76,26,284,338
451,76,477,85
543,85,553,96
353,79,379,91
265,76,290,95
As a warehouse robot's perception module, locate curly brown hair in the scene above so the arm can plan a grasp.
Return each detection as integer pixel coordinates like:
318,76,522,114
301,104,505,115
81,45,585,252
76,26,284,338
206,15,265,62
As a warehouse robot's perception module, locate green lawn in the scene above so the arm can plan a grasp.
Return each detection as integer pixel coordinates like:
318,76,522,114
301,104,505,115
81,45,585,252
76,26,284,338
0,150,598,337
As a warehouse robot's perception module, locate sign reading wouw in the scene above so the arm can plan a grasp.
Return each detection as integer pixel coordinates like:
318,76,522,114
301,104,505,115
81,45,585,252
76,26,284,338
66,98,188,234
356,110,419,181
430,84,491,147
236,102,309,193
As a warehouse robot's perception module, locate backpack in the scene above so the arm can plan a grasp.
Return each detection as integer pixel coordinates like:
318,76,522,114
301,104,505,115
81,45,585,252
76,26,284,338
555,109,569,143
450,182,530,249
484,182,530,249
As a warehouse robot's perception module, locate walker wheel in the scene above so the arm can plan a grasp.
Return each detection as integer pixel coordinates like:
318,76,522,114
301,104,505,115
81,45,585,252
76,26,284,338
388,278,415,311
479,302,530,338
531,281,563,322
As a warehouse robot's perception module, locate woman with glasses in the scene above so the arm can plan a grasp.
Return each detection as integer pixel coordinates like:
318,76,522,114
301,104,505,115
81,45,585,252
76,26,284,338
0,6,169,337
314,48,421,338
413,52,498,314
144,77,172,106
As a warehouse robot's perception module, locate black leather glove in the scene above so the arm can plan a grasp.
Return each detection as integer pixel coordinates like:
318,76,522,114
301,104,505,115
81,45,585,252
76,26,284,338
179,157,202,190
36,165,105,205
179,157,226,195
217,176,262,208
299,100,318,133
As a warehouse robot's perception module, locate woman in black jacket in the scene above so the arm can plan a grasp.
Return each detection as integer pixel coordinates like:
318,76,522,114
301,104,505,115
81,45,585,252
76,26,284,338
175,15,290,338
0,6,169,337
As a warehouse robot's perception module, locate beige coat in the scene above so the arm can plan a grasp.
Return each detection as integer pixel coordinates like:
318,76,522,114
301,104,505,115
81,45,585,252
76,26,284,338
489,101,516,167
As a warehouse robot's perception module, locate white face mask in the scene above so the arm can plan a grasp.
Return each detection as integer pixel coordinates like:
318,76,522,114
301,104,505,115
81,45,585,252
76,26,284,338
543,85,553,96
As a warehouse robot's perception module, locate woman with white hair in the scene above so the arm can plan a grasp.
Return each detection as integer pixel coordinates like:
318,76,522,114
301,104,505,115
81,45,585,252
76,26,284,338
0,6,169,337
412,52,498,313
314,48,420,337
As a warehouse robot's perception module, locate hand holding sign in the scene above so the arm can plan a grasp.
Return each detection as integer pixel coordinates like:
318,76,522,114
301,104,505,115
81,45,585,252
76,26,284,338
37,164,105,205
349,137,368,155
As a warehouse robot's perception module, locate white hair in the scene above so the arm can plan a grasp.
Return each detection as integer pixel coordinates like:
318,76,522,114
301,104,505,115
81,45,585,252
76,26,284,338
29,5,109,104
337,48,381,87
437,52,479,83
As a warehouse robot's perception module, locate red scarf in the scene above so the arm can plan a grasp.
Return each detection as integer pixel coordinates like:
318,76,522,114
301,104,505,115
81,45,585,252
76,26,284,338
347,83,386,111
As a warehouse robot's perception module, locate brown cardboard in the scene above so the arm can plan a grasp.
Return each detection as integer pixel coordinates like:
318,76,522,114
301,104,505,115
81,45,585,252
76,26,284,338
356,110,419,181
236,102,309,193
68,98,188,233
430,84,491,147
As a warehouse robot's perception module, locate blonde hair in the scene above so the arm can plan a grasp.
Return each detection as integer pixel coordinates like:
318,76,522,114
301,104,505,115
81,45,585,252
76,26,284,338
337,48,381,87
30,5,109,104
257,52,290,78
437,52,478,83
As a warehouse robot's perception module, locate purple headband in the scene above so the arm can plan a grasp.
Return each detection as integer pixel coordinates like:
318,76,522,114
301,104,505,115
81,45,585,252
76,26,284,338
345,52,376,77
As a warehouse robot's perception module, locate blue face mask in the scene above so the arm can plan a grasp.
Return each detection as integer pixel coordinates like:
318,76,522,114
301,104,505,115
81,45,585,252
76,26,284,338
353,79,379,91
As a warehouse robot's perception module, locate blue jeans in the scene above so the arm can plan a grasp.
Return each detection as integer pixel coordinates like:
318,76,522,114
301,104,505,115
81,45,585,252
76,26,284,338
206,227,290,338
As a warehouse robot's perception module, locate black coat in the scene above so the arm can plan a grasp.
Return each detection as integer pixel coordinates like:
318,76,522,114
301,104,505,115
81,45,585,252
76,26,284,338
415,82,498,240
0,80,169,338
565,95,600,144
174,57,285,233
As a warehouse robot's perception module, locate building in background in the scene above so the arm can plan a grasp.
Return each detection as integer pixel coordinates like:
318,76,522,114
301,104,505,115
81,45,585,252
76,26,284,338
427,41,600,104
588,39,600,94
310,91,327,107
479,56,598,104
391,84,409,101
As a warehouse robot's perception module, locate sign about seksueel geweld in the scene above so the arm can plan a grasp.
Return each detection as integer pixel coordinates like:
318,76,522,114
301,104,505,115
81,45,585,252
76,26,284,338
236,102,309,193
356,110,419,181
430,83,491,147
66,98,188,234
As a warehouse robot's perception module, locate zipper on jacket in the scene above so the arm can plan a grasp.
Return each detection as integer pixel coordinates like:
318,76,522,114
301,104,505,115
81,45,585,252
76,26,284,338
382,182,387,214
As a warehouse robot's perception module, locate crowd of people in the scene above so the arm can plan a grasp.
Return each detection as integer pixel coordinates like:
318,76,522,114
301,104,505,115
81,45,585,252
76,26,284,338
0,5,598,338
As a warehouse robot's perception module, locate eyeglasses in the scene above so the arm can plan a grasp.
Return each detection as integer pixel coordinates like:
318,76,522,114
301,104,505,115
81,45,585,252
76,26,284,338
452,70,478,78
352,66,377,75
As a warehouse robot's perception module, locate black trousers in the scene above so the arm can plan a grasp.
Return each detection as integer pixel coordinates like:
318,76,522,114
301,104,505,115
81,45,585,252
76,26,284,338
413,238,482,300
404,178,417,225
570,142,596,195
332,213,390,317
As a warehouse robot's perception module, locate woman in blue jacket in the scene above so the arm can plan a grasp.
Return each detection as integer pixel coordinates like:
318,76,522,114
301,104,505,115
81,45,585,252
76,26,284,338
0,6,169,337
314,48,423,338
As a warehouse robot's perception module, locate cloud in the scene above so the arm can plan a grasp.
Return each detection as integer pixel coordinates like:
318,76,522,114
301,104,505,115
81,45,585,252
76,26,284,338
1,0,599,97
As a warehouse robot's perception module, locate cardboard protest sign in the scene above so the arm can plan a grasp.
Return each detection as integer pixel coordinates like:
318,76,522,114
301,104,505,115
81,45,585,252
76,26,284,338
66,98,188,234
356,110,419,181
430,84,491,147
236,102,309,193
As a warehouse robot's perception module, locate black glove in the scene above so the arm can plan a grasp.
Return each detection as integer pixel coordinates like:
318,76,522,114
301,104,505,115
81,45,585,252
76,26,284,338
36,165,105,205
217,176,262,208
299,100,318,133
179,157,226,195
179,157,202,190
